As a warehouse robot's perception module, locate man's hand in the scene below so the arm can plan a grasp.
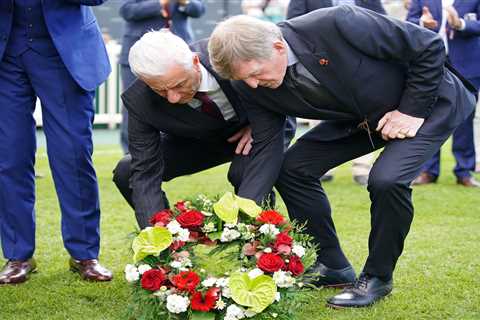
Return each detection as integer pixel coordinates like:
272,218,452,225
420,6,438,29
177,0,189,5
376,110,425,141
227,126,253,155
446,6,463,31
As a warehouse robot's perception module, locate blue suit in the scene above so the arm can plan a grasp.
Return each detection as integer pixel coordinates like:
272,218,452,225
287,0,386,19
0,0,110,261
407,0,480,179
118,0,206,153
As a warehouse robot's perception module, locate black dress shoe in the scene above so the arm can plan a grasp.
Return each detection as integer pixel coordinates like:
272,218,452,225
310,262,356,288
326,273,392,308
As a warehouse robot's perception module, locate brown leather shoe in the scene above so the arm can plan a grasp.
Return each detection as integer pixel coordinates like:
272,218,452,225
0,259,37,285
69,258,112,282
411,172,437,185
457,176,480,188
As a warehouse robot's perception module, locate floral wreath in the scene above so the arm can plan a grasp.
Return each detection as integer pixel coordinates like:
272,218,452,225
125,193,318,320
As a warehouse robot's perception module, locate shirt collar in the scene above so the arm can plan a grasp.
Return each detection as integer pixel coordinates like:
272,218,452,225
197,64,220,92
285,40,299,66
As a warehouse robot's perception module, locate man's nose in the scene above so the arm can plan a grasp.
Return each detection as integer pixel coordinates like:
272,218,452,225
167,90,181,103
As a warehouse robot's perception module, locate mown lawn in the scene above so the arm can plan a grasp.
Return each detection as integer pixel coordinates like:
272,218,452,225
0,140,479,320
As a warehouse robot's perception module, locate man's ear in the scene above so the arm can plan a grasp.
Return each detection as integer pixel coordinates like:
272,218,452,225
192,54,201,69
273,40,286,54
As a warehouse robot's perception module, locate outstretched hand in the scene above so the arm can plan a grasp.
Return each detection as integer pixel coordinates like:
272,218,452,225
227,126,253,155
376,110,424,141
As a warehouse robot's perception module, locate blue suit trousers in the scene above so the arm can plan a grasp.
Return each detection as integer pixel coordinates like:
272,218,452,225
0,49,101,261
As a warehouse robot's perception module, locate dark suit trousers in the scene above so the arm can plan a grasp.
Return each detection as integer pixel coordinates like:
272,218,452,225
276,115,454,280
113,134,244,228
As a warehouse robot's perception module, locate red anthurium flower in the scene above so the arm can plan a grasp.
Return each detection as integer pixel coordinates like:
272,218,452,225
141,269,166,291
149,209,173,226
176,210,205,228
287,255,305,276
256,210,286,225
257,253,286,273
191,287,220,312
171,271,201,293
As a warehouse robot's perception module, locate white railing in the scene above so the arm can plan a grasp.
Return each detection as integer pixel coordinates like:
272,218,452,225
34,42,123,129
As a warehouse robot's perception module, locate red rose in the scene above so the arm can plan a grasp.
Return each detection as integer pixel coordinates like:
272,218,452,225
141,269,166,291
256,210,286,225
171,271,201,293
174,201,188,212
257,253,286,273
190,287,220,312
169,240,186,251
274,232,293,250
176,210,205,228
149,209,173,226
287,255,304,276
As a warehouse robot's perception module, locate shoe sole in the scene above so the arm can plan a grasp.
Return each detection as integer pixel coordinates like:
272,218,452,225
325,292,392,309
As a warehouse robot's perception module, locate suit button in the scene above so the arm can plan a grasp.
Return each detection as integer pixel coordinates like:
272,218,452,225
29,38,33,42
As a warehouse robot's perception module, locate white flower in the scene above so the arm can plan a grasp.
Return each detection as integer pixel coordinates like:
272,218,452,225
292,244,306,258
137,264,152,275
153,288,170,301
275,292,281,302
216,277,229,287
220,228,241,242
215,299,226,310
170,261,182,269
248,268,264,279
202,277,218,287
166,294,190,314
226,304,245,319
125,270,140,283
263,247,273,253
272,313,278,318
167,220,182,234
175,227,190,242
222,286,232,298
259,224,280,236
202,222,216,233
124,264,137,273
225,223,237,228
273,270,296,288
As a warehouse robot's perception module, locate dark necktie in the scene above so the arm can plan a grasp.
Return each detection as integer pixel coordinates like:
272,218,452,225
194,92,224,120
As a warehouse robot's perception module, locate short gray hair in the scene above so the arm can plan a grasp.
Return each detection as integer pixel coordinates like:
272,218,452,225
129,29,193,78
208,15,283,79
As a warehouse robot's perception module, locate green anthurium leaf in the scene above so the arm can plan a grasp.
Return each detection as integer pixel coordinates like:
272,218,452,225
213,192,239,224
132,227,173,263
207,231,223,241
192,244,241,277
229,272,277,313
191,311,216,320
235,195,261,218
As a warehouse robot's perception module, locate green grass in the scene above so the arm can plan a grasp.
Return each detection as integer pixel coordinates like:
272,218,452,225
0,141,479,320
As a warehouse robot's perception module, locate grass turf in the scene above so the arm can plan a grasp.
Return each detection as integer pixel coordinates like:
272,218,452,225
0,141,479,320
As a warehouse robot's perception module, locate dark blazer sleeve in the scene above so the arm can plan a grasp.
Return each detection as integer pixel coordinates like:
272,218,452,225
336,6,446,118
124,96,167,219
179,0,205,18
287,0,308,19
119,0,163,21
457,2,480,36
406,0,424,25
233,81,287,204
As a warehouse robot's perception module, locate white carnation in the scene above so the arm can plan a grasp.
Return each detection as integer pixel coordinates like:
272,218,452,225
273,270,296,288
202,277,218,287
170,261,182,269
167,220,182,234
220,228,241,242
248,268,264,279
137,264,152,275
275,292,281,302
216,277,229,287
125,270,140,283
259,224,280,236
292,244,306,258
124,264,137,274
226,304,245,319
166,294,190,314
222,286,232,298
175,227,190,242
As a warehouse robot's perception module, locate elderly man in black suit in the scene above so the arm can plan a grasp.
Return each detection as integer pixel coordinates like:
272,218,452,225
208,6,476,308
113,30,292,229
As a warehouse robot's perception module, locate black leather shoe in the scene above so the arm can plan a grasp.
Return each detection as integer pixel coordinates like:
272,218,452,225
320,174,334,182
310,262,356,288
326,273,392,308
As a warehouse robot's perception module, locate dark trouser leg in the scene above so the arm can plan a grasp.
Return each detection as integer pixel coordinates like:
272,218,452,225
364,130,452,280
120,64,137,154
452,110,476,179
113,135,236,228
276,125,384,269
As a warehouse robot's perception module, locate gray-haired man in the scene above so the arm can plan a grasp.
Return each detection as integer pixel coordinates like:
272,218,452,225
208,7,476,308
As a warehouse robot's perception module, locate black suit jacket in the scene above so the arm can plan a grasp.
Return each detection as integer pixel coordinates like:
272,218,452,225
287,0,386,19
234,6,476,202
121,39,248,217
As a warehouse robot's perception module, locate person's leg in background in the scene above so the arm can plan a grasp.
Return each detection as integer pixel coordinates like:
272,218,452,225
473,93,480,173
352,152,375,186
120,64,137,154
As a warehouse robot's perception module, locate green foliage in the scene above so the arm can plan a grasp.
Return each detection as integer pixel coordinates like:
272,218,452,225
191,244,242,277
